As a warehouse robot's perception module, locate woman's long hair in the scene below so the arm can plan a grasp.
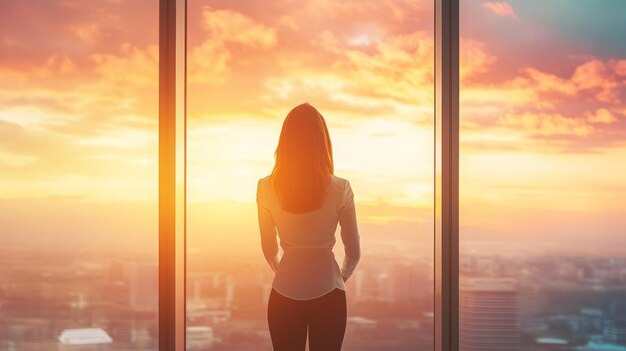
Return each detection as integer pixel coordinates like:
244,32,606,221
270,103,334,213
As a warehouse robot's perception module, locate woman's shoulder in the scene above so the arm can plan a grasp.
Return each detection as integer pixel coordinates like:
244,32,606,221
329,174,348,185
328,174,352,193
329,175,354,208
256,175,272,202
259,175,271,185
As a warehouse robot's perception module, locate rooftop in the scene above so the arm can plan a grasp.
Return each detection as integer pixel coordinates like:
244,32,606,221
58,328,113,345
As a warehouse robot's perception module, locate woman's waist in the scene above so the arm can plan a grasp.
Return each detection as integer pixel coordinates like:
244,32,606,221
277,252,339,271
280,244,335,253
282,253,337,269
273,257,344,298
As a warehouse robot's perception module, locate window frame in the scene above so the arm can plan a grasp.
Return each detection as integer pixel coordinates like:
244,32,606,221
434,0,460,351
159,0,187,350
158,0,460,350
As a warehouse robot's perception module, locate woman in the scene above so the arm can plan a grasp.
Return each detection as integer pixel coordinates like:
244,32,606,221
256,102,361,351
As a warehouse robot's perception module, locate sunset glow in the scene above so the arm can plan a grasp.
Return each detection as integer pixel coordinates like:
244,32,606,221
1,0,625,253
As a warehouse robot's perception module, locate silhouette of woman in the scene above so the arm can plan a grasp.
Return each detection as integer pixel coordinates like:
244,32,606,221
256,102,361,351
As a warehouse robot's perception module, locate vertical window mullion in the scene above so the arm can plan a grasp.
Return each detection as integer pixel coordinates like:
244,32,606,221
434,0,460,350
159,0,186,350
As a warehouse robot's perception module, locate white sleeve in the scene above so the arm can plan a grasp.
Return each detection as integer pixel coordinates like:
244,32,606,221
256,179,280,273
339,180,360,280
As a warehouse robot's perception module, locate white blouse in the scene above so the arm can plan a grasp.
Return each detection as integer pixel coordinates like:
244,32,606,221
256,174,361,300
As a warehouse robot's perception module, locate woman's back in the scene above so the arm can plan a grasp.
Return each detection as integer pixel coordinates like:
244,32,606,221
257,174,360,300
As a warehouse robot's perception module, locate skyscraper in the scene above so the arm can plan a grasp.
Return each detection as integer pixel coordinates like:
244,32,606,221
460,277,521,351
129,262,158,312
603,319,626,346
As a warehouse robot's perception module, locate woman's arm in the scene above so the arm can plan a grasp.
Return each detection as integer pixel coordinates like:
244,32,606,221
339,180,361,282
257,179,280,272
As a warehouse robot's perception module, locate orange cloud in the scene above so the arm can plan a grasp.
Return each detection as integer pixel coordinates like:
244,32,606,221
294,0,418,28
460,39,496,81
260,30,435,122
461,43,626,128
188,40,232,85
571,60,622,103
188,7,278,85
520,68,577,96
201,6,276,48
92,43,158,87
0,54,77,82
38,54,77,76
499,112,595,138
516,59,625,105
586,108,618,124
70,24,102,44
615,60,626,76
461,56,626,152
480,1,517,18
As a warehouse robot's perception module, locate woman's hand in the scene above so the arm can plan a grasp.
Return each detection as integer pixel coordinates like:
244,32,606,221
270,255,281,273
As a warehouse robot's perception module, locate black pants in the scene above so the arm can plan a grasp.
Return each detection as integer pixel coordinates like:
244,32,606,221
267,288,347,351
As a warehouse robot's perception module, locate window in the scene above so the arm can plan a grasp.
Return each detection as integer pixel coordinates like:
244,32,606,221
0,1,159,350
186,1,435,350
460,1,626,350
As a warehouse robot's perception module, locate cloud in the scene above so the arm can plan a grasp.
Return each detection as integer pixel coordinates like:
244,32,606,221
186,5,437,122
459,38,626,152
615,60,626,76
571,60,622,103
188,7,278,85
201,6,277,48
516,59,626,105
293,0,423,29
70,23,102,44
91,43,158,88
0,0,157,67
460,39,496,81
0,53,77,81
1,0,625,205
253,30,435,124
188,40,232,85
480,1,517,18
0,32,159,201
462,49,626,114
586,108,618,124
498,112,595,138
520,68,577,96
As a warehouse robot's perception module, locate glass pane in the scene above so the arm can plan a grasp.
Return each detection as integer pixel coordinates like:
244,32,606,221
460,1,626,350
187,1,434,350
0,1,159,350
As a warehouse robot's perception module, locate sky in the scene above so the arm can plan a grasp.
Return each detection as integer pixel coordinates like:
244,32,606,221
0,0,625,254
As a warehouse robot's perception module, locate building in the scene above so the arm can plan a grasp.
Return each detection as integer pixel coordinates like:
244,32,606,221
187,272,234,309
58,328,113,351
186,326,215,350
460,277,521,351
575,319,626,351
533,337,569,351
389,262,430,303
129,262,158,312
576,341,626,351
603,320,626,346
